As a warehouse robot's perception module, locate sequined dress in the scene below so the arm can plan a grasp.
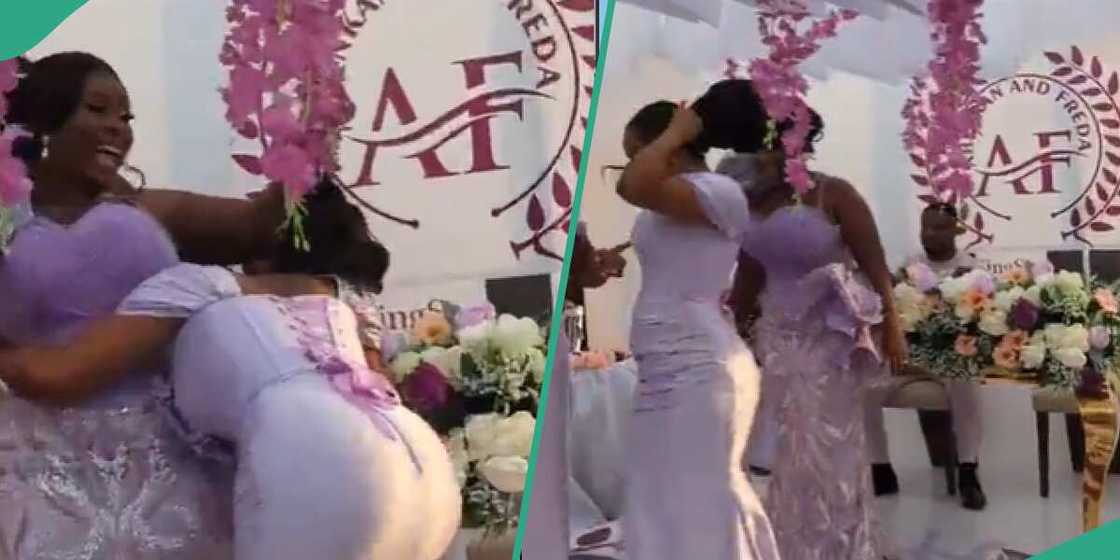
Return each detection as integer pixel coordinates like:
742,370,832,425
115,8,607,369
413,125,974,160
741,203,888,560
0,203,234,559
624,172,778,560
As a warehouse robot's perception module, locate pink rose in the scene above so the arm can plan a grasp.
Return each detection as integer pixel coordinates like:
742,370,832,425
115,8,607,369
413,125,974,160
954,334,978,357
1094,288,1118,315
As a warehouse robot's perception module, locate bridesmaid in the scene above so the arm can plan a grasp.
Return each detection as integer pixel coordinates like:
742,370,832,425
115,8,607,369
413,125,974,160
615,92,778,560
0,52,284,558
725,85,905,560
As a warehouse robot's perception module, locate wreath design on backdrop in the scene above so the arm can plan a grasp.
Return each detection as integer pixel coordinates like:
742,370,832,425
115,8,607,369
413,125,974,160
318,0,594,262
905,45,1120,248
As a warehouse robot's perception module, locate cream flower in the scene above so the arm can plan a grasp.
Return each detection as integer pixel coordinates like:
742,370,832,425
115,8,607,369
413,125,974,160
491,411,537,458
1043,324,1090,352
479,456,529,494
491,314,543,357
1053,270,1085,295
446,429,470,487
527,347,547,382
457,321,494,353
421,345,464,380
978,309,1009,337
389,351,422,383
993,287,1024,312
939,276,970,304
1022,285,1043,307
1020,341,1047,369
1053,347,1088,369
464,413,502,461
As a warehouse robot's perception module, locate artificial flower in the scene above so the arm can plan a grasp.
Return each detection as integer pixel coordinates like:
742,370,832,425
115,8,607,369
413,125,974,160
464,413,502,461
1094,288,1119,315
1020,336,1047,369
389,351,422,382
1053,347,1088,370
906,262,940,292
1021,285,1043,307
970,270,996,295
445,429,470,487
1052,270,1085,295
978,309,1009,337
491,314,543,357
479,456,529,494
993,286,1024,312
954,334,979,357
1002,330,1029,350
1043,324,1090,353
413,311,453,346
455,304,496,330
489,411,536,458
1000,267,1031,286
992,344,1019,369
955,288,989,321
398,362,455,414
527,347,548,382
1089,326,1111,351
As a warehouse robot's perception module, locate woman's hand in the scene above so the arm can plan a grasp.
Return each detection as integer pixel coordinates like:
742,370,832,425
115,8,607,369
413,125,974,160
664,105,703,146
882,317,909,373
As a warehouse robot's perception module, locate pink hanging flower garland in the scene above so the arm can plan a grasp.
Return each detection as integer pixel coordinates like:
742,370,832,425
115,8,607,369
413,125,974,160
748,1,857,195
221,0,356,245
901,0,987,202
0,57,32,253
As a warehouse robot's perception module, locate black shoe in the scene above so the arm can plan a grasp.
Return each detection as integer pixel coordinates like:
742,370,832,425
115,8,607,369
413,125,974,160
749,465,771,477
958,462,988,510
872,463,899,496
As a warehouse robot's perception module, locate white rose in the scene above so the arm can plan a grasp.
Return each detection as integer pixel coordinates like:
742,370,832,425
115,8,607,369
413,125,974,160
955,301,978,323
893,283,926,309
389,351,422,382
491,315,544,357
420,346,463,379
527,347,547,382
479,456,529,494
1053,347,1088,369
464,413,502,461
1022,285,1043,307
1044,324,1090,352
1034,272,1055,289
457,321,494,352
899,309,924,332
446,429,470,487
1020,342,1047,369
1054,270,1085,294
978,309,1009,336
993,287,1024,312
939,276,969,303
491,411,536,458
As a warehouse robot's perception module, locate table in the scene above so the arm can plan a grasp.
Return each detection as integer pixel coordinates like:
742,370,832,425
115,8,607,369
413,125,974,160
974,368,1120,532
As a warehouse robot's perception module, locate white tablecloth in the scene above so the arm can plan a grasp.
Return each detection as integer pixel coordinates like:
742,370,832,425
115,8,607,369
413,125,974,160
568,360,638,534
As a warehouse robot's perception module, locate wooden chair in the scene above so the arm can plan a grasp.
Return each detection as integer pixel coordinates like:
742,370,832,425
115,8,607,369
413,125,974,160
1031,387,1086,498
880,374,959,495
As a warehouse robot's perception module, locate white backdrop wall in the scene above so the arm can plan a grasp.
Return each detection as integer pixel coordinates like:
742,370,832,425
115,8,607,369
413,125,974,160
584,0,1120,351
29,0,599,323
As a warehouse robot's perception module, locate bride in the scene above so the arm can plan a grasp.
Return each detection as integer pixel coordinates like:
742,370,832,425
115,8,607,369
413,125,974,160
0,179,461,560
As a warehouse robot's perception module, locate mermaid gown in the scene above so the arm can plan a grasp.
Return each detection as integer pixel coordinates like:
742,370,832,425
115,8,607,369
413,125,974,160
118,263,462,560
741,204,888,560
0,202,234,559
623,172,778,560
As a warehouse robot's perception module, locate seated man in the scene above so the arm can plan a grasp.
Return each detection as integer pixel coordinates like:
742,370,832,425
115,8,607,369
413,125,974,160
864,202,987,510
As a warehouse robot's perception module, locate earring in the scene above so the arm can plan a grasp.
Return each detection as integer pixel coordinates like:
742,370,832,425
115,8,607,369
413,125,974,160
39,134,49,159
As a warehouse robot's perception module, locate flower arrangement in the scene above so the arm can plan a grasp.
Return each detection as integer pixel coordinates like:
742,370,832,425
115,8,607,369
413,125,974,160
895,261,1116,397
220,0,356,248
384,304,547,535
0,57,31,254
747,1,857,194
901,0,987,200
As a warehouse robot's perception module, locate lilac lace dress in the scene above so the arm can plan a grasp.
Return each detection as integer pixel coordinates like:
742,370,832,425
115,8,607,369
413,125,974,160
118,264,461,560
0,203,234,559
741,204,888,560
624,172,778,560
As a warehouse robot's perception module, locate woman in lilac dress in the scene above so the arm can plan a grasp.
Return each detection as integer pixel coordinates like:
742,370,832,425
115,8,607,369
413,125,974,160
614,94,778,560
724,85,906,560
0,53,285,558
0,182,462,559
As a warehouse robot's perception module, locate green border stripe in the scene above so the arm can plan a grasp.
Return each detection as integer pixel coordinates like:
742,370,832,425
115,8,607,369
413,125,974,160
0,2,89,60
512,0,617,556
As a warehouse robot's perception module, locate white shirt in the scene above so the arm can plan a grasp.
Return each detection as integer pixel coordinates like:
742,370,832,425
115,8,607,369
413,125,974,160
905,250,978,279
